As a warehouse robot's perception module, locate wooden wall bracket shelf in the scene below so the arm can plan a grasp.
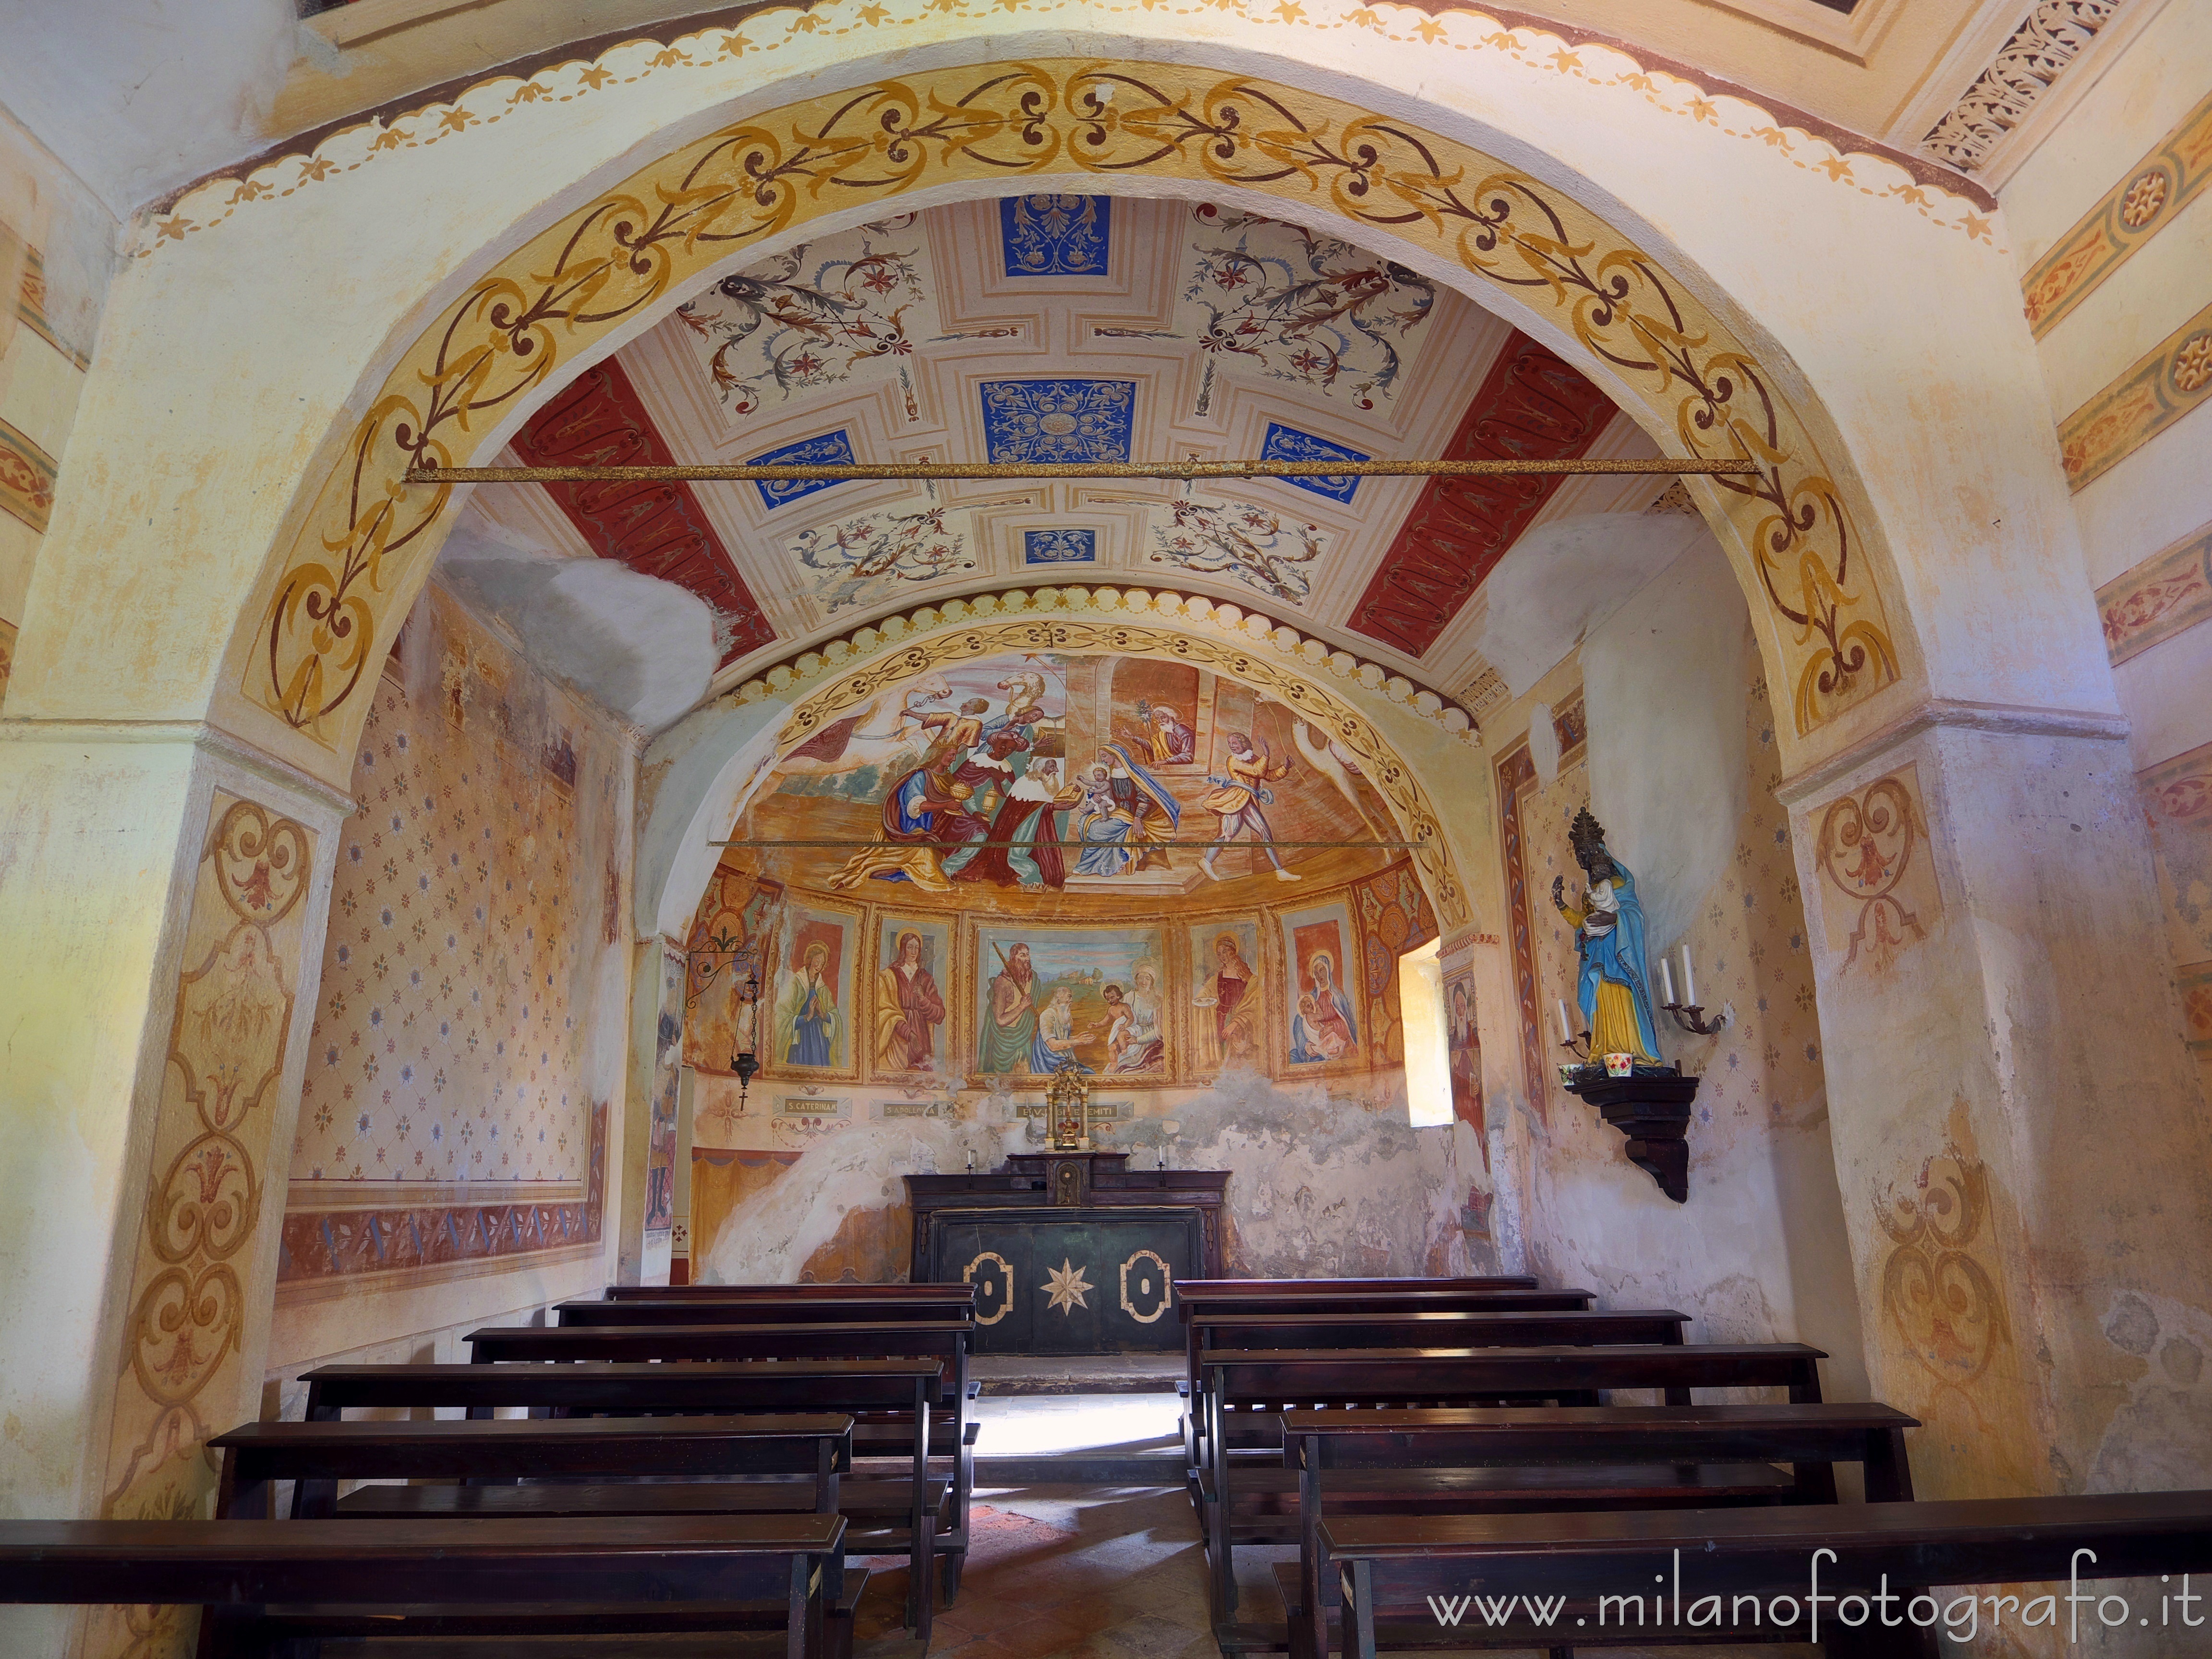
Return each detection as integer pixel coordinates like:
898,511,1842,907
1561,1072,1699,1203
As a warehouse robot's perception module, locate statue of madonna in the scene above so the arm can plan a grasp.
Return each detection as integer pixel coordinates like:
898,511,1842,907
1551,806,1663,1065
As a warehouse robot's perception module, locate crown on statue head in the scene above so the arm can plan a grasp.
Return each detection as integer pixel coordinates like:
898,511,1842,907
1568,805,1609,866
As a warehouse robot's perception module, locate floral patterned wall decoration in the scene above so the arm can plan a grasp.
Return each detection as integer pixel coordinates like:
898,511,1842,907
1177,204,1435,415
1146,497,1329,606
285,583,629,1281
675,216,937,421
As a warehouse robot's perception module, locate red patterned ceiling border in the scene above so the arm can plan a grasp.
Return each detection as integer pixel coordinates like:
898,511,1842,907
511,359,776,665
151,1,1992,222
1347,331,1618,660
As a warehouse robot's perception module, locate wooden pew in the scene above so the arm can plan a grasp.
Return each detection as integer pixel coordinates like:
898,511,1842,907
1178,1290,1597,1468
559,1294,975,1326
1280,1403,1918,1658
1195,1344,1829,1638
1176,1278,1541,1293
0,1513,842,1659
1185,1310,1689,1482
298,1357,945,1633
464,1320,976,1604
604,1282,979,1305
210,1413,870,1649
1322,1491,2212,1658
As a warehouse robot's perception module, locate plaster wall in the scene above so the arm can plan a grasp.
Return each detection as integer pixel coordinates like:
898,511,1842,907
266,577,636,1373
1477,645,1870,1404
2005,7,2212,1112
692,1070,1474,1287
0,100,112,692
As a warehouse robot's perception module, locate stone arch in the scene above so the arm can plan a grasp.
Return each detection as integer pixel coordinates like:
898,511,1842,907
636,593,1480,955
210,53,1915,789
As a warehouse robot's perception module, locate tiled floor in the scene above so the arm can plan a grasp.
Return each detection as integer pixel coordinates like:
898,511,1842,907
851,1484,1225,1659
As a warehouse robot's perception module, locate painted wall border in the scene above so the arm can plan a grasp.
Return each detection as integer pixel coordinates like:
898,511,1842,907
142,1,1995,251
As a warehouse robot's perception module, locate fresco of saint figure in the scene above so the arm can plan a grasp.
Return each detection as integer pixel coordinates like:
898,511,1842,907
874,928,946,1072
1289,950,1358,1064
980,942,1040,1074
1193,927,1262,1070
1446,972,1482,1125
1137,699,1197,763
1070,745,1180,878
1102,962,1165,1073
975,928,1169,1078
774,940,842,1068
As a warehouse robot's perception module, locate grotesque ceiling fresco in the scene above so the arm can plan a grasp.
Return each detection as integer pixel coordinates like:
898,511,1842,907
460,195,1675,717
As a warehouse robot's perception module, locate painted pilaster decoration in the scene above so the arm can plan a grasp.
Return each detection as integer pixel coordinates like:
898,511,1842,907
93,794,319,1659
1919,0,2125,173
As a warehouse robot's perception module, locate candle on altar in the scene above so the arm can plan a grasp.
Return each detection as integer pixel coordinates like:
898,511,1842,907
1681,947,1697,1009
1555,999,1574,1045
1659,955,1676,1007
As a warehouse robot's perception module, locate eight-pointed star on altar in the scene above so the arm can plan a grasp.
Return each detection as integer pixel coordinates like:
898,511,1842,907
1041,1257,1094,1315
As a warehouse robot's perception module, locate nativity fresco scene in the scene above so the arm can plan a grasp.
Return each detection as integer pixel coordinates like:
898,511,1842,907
3,10,2210,1656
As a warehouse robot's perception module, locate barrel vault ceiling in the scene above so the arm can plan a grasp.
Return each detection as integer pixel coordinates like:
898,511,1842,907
455,195,1675,715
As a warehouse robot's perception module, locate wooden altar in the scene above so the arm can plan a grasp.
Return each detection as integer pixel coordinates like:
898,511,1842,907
904,1153,1230,1354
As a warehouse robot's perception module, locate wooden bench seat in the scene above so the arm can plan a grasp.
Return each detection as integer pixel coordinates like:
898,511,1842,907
210,1413,882,1647
1270,1403,1918,1656
604,1282,980,1302
459,1324,974,1608
0,1514,842,1659
561,1295,976,1326
1176,1278,1541,1294
1321,1491,2212,1658
296,1364,954,1634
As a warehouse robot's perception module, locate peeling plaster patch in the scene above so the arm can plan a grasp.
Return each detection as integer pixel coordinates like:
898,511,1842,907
1474,513,1713,699
441,531,715,732
2104,1293,2159,1356
2164,1338,2203,1388
2090,1291,2212,1493
697,1067,1468,1285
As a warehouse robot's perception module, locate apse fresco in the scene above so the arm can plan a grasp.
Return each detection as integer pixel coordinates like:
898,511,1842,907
767,898,862,1080
1279,899,1363,1071
697,649,1439,1097
873,914,953,1076
752,650,1401,906
975,922,1171,1079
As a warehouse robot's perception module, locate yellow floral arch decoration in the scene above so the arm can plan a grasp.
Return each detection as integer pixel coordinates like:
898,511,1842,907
235,58,1902,760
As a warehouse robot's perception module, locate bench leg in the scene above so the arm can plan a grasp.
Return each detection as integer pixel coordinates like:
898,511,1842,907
939,1546,964,1606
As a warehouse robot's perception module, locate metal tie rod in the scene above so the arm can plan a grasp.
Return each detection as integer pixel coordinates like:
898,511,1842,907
709,839,1426,849
408,458,1756,484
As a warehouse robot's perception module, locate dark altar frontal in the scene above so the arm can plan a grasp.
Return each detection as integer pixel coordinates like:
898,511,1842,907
905,1153,1229,1354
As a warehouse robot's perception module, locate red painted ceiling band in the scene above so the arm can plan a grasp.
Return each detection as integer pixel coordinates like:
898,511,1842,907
512,360,777,663
1347,333,1617,659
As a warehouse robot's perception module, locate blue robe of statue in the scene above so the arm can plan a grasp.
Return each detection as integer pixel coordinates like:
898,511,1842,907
1574,863,1664,1062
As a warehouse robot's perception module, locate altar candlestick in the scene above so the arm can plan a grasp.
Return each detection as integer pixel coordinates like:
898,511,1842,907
1681,947,1696,1009
1659,956,1676,1007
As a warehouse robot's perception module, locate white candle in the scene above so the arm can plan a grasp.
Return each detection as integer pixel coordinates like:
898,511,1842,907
1659,955,1676,1007
1681,946,1696,1009
1555,999,1573,1045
